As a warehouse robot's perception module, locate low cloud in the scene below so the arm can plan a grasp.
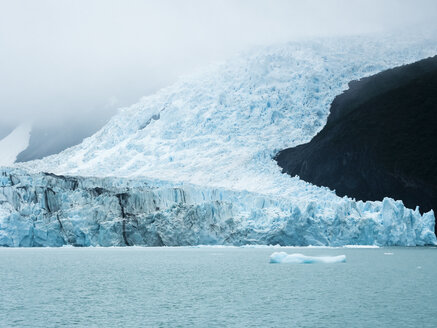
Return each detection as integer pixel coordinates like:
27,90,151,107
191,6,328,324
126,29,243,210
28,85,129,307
1,0,436,129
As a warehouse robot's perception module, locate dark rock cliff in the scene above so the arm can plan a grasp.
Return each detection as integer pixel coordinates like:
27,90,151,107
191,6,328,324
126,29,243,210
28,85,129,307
275,55,437,232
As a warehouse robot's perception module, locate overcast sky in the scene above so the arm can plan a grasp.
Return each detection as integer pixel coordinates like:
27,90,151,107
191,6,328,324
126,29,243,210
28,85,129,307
1,0,437,129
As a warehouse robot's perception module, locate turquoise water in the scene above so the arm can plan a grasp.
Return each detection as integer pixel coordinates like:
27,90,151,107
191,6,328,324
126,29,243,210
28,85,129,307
0,247,436,328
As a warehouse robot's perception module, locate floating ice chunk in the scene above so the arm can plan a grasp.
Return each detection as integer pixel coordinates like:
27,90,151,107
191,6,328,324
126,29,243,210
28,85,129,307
269,252,346,264
384,252,394,255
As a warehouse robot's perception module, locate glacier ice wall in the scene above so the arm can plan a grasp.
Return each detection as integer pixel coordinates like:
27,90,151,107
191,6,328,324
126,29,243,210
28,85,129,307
1,168,435,247
3,35,437,246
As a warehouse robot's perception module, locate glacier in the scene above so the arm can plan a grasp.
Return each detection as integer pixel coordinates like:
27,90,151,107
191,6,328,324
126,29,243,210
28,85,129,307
1,34,437,246
0,167,435,247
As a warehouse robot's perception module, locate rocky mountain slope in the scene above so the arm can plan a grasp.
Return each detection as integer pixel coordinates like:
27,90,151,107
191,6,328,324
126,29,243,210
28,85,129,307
275,56,437,232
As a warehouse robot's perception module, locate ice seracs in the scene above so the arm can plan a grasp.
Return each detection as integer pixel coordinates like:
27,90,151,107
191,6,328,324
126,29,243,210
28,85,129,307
20,36,437,199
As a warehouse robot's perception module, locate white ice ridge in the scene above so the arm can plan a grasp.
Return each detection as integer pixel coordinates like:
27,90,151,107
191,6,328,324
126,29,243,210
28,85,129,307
270,252,346,264
6,34,437,246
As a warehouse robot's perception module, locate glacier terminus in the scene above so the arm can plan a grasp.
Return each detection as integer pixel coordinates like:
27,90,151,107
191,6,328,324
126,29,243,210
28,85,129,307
1,167,435,247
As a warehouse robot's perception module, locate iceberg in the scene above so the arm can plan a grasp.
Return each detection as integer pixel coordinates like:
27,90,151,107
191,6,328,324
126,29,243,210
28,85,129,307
270,252,346,264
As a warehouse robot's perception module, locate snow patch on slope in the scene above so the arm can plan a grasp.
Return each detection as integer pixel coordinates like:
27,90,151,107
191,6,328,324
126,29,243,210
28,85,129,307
0,123,31,166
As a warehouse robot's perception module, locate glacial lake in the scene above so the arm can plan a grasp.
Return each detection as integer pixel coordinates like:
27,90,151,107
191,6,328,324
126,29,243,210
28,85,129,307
0,246,436,328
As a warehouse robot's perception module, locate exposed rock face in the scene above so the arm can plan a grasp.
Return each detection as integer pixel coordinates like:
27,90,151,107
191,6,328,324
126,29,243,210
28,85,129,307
275,56,437,232
0,168,435,247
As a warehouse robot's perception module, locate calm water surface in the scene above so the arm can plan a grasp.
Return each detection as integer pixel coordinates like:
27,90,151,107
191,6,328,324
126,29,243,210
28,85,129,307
0,247,436,328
